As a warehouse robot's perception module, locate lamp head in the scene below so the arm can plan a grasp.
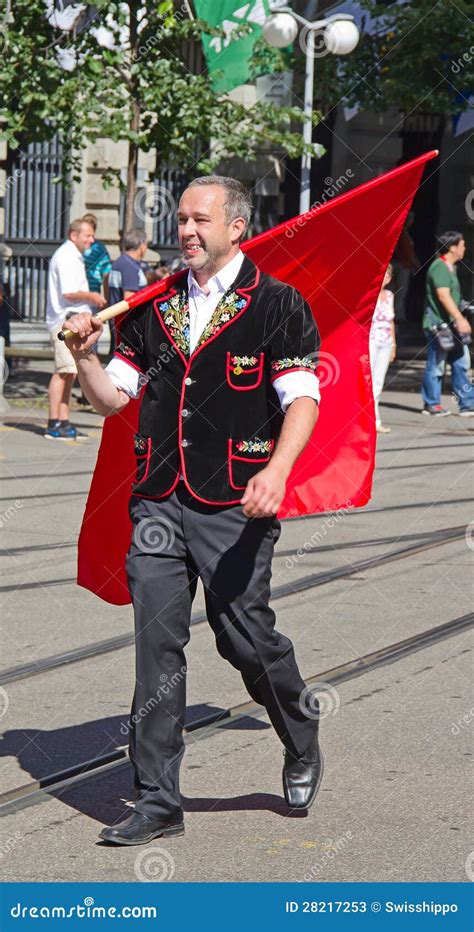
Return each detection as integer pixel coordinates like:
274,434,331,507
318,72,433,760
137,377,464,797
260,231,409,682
263,13,298,49
325,19,360,55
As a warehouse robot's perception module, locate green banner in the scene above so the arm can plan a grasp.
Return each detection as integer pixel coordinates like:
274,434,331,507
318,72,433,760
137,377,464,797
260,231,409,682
194,0,271,93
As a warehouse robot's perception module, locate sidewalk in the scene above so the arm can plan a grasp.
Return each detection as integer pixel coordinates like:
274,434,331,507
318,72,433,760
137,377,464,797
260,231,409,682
0,392,472,882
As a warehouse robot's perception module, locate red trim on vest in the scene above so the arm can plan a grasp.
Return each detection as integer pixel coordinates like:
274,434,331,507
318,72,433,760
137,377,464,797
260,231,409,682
225,351,265,391
227,438,272,490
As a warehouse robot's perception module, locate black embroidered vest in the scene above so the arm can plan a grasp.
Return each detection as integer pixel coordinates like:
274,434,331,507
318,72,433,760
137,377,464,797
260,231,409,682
114,256,319,505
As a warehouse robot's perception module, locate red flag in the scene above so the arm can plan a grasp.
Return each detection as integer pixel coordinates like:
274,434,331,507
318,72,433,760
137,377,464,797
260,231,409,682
78,151,437,605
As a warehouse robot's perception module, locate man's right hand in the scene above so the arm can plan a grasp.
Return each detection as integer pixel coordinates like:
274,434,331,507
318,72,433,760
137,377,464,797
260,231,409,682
63,313,104,356
89,293,107,310
454,316,472,336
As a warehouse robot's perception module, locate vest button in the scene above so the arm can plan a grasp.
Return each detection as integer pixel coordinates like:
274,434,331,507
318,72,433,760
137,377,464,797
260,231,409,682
181,408,189,417
184,377,193,385
181,439,190,447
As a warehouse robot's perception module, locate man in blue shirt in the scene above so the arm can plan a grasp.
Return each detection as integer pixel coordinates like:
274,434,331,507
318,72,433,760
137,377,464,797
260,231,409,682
82,213,112,293
108,229,149,305
107,229,150,353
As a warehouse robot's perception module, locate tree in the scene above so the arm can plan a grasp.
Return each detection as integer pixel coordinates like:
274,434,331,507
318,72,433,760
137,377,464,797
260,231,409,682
315,0,474,117
0,0,319,229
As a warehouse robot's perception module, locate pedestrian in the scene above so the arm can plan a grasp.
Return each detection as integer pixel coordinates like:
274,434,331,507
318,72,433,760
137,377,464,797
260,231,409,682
82,213,112,295
369,263,396,433
45,218,106,440
392,211,420,320
107,229,150,354
64,176,323,845
421,231,474,416
0,281,11,349
0,281,12,382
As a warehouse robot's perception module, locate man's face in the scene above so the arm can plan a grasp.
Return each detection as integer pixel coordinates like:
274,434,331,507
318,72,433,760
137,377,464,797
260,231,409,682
71,222,95,254
177,185,245,274
452,238,465,261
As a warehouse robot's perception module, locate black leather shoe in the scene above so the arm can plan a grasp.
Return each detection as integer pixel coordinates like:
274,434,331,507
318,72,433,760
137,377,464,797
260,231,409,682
282,731,324,810
99,809,185,846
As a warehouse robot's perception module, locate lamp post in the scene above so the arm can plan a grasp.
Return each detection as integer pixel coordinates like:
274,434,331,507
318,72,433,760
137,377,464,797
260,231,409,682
263,9,360,215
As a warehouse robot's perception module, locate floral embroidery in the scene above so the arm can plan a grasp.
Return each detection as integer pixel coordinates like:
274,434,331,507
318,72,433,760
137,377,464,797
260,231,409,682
117,341,136,359
156,288,247,354
196,291,247,348
271,355,317,373
231,355,258,367
157,292,190,354
134,434,148,455
235,438,274,454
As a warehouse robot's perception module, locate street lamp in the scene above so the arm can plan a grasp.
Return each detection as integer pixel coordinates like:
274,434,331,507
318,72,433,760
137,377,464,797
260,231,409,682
263,9,360,214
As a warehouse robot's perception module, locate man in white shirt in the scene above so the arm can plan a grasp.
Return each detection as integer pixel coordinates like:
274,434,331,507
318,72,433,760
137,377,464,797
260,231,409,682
45,218,106,440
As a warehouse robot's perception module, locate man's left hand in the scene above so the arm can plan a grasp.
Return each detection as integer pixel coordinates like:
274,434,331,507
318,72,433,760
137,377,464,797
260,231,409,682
241,465,287,518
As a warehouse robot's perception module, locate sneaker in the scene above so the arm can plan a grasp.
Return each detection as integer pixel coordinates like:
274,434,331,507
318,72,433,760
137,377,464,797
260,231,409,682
59,423,88,441
44,424,64,441
458,408,474,417
422,404,451,416
376,424,391,433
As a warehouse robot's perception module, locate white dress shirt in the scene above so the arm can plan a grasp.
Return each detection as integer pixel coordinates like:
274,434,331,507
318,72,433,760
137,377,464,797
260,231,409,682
105,250,320,412
46,239,92,332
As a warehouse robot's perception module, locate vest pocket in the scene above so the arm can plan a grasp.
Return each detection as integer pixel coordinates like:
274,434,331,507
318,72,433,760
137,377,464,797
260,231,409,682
133,434,152,486
228,438,274,490
226,351,264,391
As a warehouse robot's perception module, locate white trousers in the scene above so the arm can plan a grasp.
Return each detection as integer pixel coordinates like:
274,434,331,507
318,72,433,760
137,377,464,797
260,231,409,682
369,340,392,425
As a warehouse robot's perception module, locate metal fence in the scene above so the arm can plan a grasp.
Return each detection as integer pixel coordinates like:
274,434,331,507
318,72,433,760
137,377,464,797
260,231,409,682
3,137,70,323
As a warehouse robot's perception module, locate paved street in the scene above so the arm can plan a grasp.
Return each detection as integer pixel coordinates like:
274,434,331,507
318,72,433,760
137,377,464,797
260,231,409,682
0,388,472,883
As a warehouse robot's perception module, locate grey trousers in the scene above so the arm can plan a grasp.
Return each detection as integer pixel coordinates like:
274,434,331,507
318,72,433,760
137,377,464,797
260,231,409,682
125,482,315,818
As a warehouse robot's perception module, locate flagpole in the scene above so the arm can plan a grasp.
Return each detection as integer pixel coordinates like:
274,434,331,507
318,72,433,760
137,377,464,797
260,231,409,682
300,46,314,215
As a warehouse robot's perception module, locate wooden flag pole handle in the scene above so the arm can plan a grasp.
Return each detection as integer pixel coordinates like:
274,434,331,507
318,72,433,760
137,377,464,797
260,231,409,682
57,299,130,342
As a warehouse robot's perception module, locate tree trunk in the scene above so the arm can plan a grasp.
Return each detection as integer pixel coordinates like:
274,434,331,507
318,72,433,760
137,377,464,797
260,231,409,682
124,98,140,235
123,1,140,238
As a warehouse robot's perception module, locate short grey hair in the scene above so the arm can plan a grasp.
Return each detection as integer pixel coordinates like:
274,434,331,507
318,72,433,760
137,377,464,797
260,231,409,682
123,228,147,252
186,175,252,236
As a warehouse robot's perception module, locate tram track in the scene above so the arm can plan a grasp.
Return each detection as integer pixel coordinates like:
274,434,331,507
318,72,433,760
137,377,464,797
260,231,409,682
0,524,467,687
1,611,471,817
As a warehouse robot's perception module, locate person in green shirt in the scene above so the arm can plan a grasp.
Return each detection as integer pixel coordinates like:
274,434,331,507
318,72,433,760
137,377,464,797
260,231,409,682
421,231,474,416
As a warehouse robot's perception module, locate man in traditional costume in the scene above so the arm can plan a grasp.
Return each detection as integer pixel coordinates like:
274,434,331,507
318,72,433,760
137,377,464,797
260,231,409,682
65,176,323,845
